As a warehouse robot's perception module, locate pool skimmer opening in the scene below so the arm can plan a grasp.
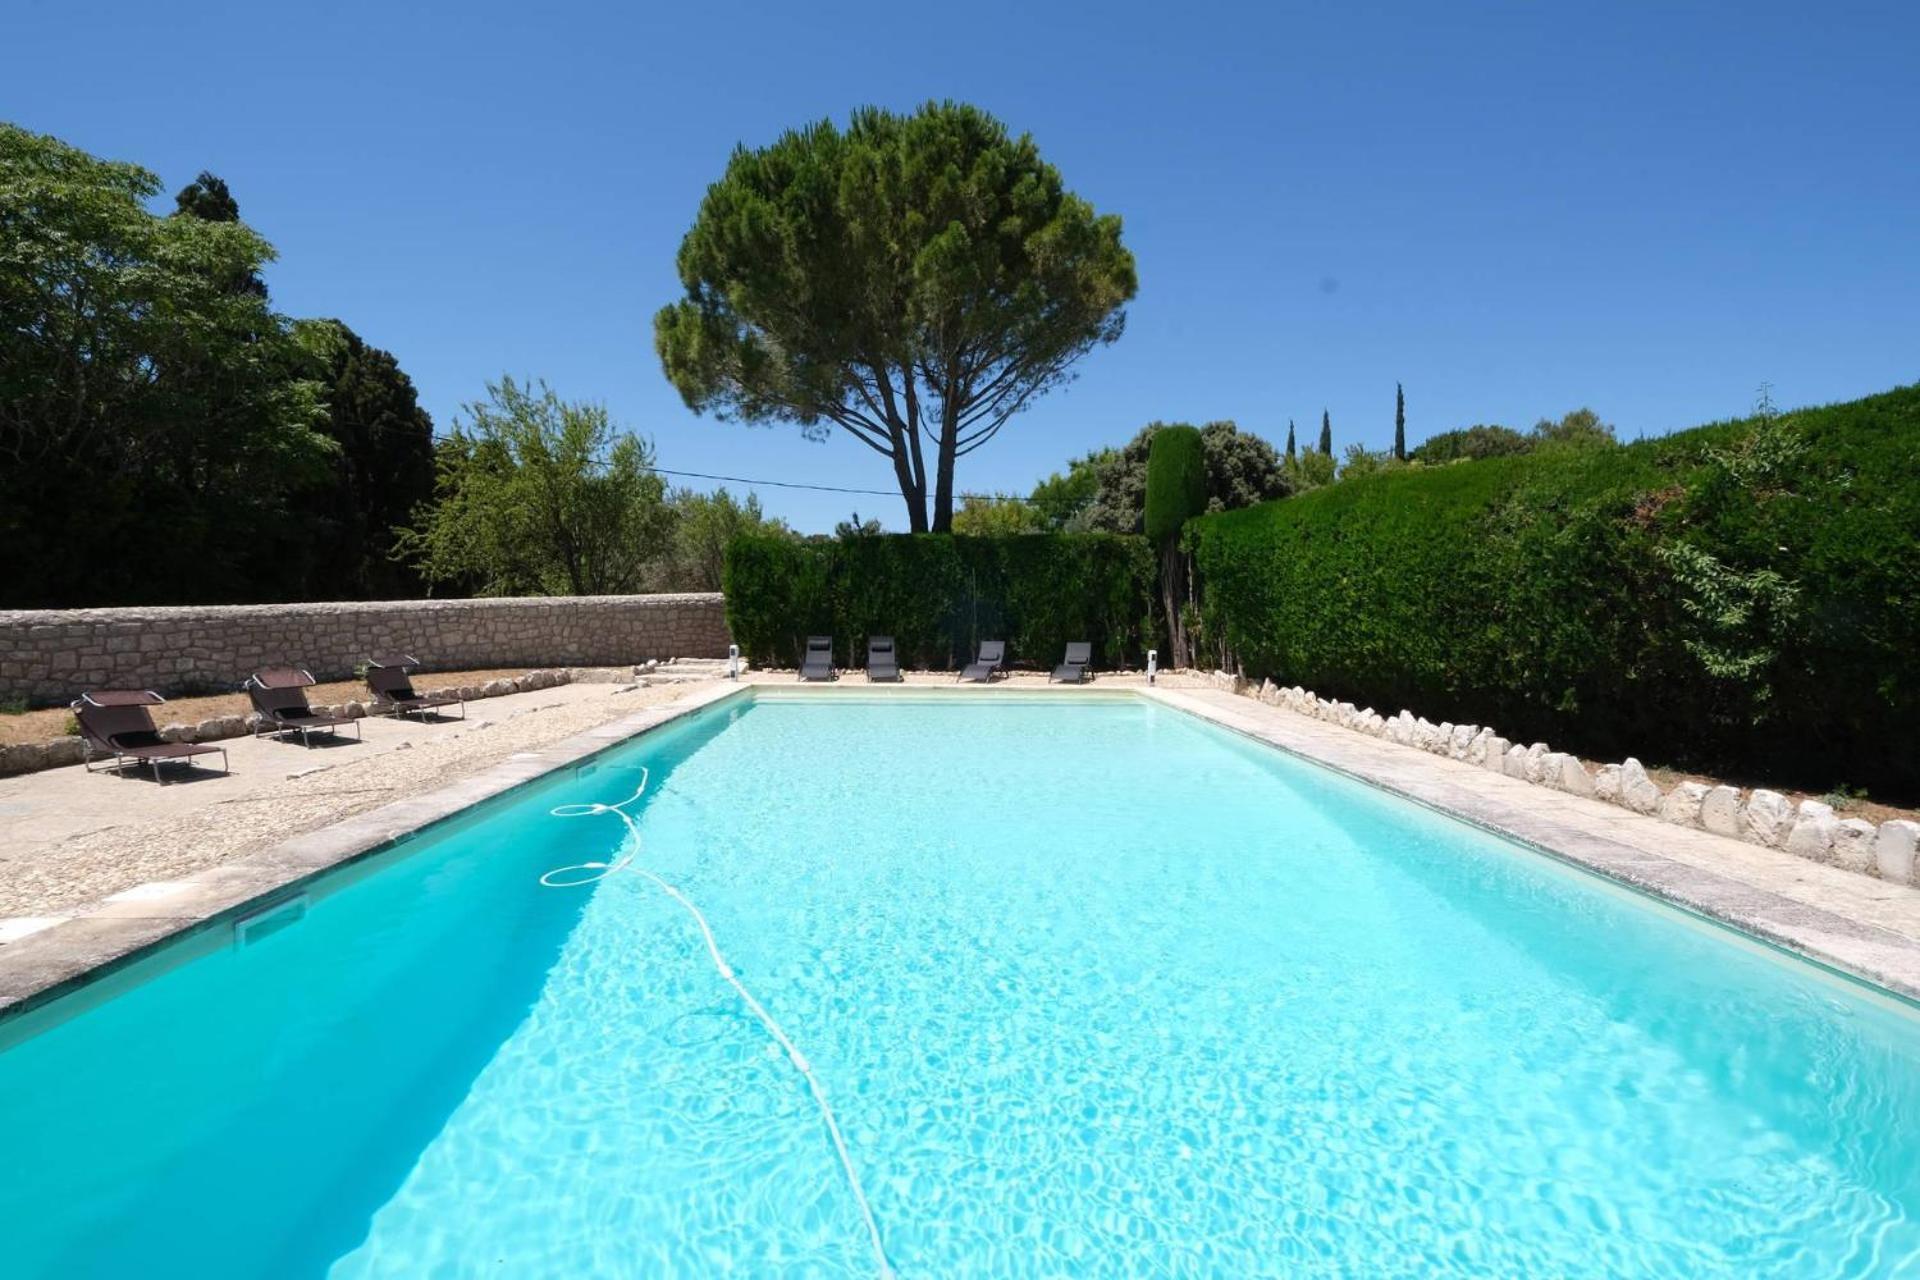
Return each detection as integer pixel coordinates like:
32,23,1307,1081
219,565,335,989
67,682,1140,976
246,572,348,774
543,768,894,1278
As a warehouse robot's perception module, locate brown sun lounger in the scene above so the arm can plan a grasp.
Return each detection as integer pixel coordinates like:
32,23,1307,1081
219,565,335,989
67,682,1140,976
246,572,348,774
364,654,465,721
246,667,362,746
71,690,230,783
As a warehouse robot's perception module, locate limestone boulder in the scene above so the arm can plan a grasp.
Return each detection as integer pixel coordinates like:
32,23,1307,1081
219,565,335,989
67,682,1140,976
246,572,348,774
1523,743,1550,784
1738,790,1794,847
1659,781,1709,827
43,736,86,768
1699,785,1742,837
1482,736,1510,772
158,721,195,744
1874,820,1919,885
1449,724,1477,760
1618,758,1663,814
1593,763,1623,803
1503,743,1530,779
1831,819,1877,875
1557,755,1595,797
1784,800,1838,862
2,742,49,774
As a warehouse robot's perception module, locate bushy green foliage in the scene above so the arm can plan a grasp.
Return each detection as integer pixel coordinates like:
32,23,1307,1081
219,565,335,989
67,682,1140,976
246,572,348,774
1084,421,1289,533
724,534,1158,670
1412,423,1531,463
398,378,672,596
0,125,438,607
1190,386,1920,795
1145,425,1208,544
951,493,1046,535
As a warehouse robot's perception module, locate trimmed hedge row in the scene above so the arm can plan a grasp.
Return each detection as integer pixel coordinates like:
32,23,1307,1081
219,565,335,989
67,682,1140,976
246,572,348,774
1189,386,1920,796
723,533,1160,671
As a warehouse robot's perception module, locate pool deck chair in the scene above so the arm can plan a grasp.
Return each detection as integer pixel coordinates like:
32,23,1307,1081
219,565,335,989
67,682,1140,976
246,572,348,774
959,640,1006,683
1050,642,1094,684
799,636,836,682
867,636,901,682
364,653,465,721
246,666,363,746
71,690,230,783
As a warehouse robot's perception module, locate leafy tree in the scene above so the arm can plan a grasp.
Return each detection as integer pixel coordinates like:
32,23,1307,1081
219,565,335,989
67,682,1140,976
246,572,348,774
1083,421,1289,533
1394,383,1406,461
952,493,1046,535
398,378,671,596
1531,407,1617,450
1285,419,1297,460
1318,410,1332,456
1282,448,1338,493
657,487,791,590
833,512,885,539
655,101,1137,532
0,124,334,606
174,170,241,222
1339,443,1402,479
294,319,437,598
1413,423,1531,463
171,170,267,298
1027,448,1113,530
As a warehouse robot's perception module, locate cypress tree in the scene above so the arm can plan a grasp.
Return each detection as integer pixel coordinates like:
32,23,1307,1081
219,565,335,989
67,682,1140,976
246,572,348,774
1394,383,1406,461
1285,420,1297,460
1319,410,1332,456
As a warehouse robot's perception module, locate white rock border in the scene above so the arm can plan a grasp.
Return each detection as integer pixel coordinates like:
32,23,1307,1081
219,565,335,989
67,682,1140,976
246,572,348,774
1217,671,1917,888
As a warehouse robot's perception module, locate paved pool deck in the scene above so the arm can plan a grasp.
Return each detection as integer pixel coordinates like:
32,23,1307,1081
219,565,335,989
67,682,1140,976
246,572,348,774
4,673,1919,1027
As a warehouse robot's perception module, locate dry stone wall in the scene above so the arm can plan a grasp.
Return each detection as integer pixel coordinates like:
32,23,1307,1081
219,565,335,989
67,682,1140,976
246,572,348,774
0,594,730,705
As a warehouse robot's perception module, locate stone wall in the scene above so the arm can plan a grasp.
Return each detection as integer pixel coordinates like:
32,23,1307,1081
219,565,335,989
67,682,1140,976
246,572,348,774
0,594,730,705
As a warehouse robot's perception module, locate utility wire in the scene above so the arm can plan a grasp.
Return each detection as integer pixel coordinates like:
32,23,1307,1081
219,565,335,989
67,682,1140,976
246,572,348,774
639,465,900,496
641,464,993,502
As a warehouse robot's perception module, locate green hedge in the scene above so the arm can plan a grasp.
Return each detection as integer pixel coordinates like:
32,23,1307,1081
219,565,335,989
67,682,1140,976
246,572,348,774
724,533,1160,671
1145,425,1207,544
1189,386,1920,796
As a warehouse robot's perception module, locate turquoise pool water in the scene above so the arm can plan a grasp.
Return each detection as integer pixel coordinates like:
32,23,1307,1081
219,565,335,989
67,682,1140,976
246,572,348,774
4,693,1920,1277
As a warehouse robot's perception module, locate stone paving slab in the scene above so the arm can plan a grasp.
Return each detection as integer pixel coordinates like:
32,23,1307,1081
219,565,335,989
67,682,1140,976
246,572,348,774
1145,686,1920,1005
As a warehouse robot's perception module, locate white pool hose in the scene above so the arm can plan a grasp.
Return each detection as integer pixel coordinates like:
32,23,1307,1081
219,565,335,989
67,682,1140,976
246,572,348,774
544,769,894,1278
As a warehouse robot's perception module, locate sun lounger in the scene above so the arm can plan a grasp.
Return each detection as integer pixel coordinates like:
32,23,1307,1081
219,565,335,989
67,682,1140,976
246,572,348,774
867,636,901,682
959,639,1006,683
71,690,229,783
1050,642,1093,684
799,635,836,682
246,667,363,746
364,653,465,721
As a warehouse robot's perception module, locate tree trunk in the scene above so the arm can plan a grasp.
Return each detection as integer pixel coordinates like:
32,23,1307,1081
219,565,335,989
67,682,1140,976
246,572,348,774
1160,541,1189,669
931,402,958,532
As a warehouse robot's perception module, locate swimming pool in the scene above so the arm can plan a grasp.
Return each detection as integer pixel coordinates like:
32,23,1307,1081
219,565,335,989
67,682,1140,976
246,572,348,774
3,692,1919,1276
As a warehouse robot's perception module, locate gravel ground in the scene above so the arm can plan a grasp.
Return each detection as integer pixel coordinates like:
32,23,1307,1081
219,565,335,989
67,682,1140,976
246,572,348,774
0,680,703,920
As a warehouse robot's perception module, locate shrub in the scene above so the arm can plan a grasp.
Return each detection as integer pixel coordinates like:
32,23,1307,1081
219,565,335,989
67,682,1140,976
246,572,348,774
724,533,1159,670
1190,385,1920,796
1144,425,1208,545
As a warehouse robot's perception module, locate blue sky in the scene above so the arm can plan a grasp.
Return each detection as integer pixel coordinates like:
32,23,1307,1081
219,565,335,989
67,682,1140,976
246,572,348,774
10,1,1918,531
